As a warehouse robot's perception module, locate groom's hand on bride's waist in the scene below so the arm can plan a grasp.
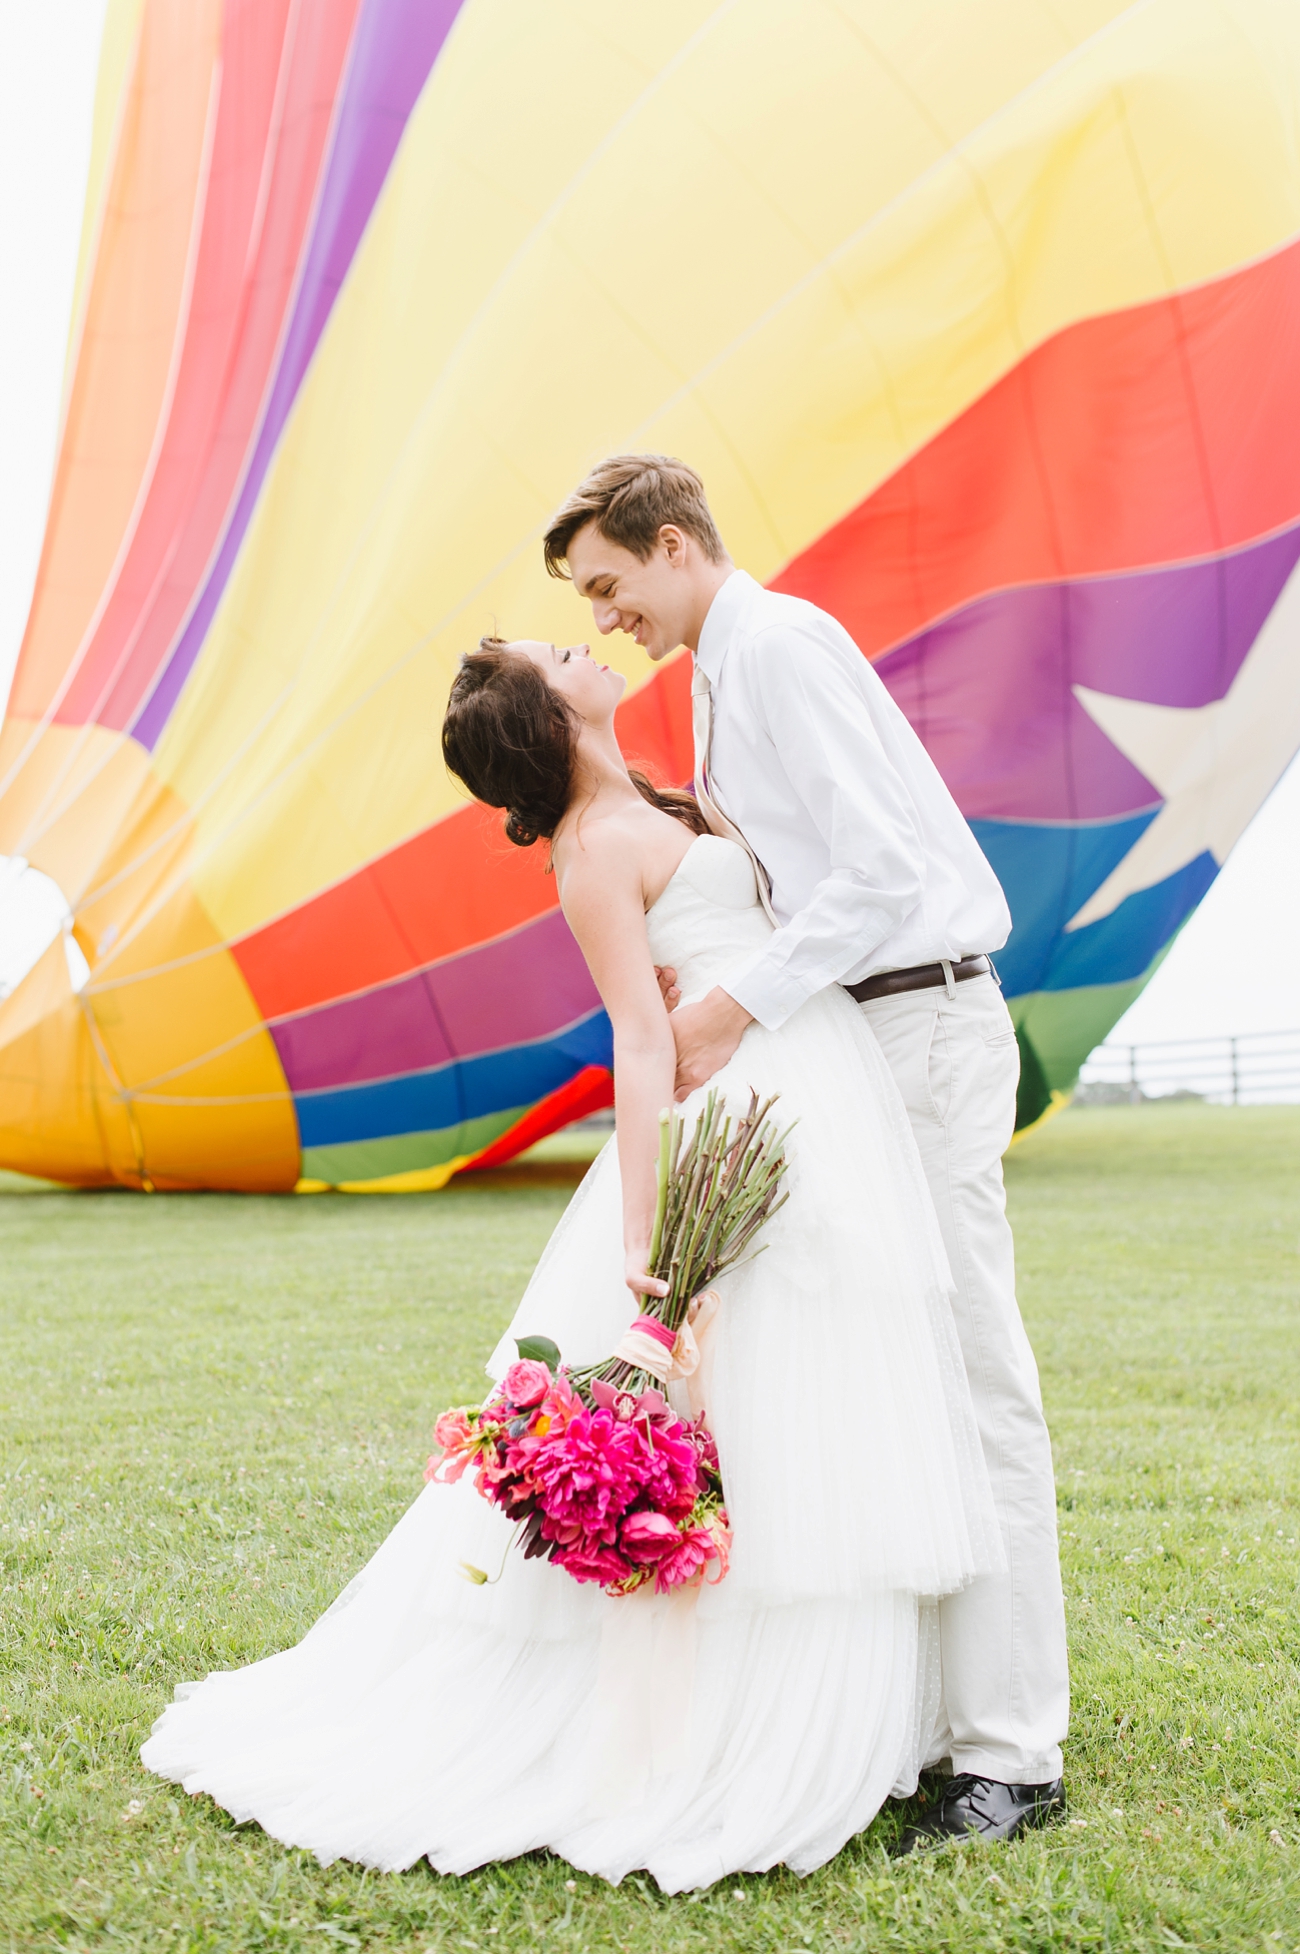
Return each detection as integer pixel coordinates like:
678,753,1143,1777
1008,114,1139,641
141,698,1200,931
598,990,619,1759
671,987,754,1100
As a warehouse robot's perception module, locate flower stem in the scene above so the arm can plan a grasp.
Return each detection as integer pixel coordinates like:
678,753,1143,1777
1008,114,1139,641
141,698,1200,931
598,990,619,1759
648,1108,672,1273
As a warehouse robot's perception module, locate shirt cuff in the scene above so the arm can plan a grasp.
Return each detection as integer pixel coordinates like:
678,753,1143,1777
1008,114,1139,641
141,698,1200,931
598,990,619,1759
718,945,838,1031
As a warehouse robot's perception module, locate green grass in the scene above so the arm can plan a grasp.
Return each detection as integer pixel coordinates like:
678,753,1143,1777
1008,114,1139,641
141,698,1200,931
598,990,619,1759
0,1103,1297,1951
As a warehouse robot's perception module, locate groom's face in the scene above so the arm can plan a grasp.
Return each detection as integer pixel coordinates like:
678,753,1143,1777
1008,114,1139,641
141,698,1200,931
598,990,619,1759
565,521,689,663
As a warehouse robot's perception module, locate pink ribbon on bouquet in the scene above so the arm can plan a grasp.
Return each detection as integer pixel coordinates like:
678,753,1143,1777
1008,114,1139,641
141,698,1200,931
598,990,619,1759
612,1291,721,1418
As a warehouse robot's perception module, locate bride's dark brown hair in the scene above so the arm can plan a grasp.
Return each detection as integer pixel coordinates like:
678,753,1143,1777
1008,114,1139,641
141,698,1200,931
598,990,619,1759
442,637,708,855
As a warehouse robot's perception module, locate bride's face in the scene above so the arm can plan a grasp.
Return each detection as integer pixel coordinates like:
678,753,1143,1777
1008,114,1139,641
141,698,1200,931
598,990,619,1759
510,639,626,724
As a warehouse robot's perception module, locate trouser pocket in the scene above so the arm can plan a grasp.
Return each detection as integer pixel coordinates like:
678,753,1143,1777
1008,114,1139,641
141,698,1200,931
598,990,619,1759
925,1008,953,1126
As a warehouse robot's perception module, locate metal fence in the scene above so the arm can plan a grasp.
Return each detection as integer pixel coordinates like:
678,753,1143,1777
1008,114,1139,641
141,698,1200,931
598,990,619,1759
1076,1028,1300,1106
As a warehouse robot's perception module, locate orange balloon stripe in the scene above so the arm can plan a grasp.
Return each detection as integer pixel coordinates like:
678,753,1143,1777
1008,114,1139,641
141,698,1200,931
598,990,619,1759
8,1,222,726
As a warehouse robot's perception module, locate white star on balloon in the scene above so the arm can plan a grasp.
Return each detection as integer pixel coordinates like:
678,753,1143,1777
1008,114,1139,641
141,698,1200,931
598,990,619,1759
1066,556,1300,931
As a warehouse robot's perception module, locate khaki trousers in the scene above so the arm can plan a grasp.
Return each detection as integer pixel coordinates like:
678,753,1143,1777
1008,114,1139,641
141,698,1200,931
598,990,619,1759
857,974,1069,1784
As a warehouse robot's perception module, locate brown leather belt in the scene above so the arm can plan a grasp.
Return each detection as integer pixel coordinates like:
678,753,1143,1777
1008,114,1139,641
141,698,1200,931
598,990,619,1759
843,953,991,1005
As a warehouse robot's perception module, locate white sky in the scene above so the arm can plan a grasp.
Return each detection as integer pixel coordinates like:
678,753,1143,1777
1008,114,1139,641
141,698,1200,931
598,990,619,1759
0,0,106,701
0,1,1295,1045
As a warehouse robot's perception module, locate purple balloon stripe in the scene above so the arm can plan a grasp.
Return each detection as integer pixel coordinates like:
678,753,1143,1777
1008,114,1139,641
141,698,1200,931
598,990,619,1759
876,520,1300,824
134,0,466,750
269,907,601,1093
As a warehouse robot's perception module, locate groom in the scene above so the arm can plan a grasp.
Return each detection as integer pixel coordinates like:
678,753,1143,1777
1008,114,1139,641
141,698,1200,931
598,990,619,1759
543,454,1069,1851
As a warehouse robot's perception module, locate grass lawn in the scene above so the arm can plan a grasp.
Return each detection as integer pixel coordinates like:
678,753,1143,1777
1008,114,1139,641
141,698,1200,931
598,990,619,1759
0,1102,1297,1952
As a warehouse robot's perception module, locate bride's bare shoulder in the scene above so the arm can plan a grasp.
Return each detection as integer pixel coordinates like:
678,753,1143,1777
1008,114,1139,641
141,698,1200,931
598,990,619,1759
554,801,689,914
552,807,644,898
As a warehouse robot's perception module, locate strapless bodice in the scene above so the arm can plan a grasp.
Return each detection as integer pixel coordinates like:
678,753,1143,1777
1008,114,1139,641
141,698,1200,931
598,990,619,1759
645,835,772,1000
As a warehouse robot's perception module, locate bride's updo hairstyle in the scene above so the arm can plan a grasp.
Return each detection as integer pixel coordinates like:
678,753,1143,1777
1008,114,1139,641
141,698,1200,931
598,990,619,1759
442,637,709,854
442,639,574,848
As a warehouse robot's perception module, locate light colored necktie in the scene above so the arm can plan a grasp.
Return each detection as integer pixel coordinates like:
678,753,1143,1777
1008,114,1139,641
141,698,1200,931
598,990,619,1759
691,663,778,925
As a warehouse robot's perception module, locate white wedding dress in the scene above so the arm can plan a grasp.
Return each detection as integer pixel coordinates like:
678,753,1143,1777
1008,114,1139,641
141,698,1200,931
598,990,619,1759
142,836,1002,1890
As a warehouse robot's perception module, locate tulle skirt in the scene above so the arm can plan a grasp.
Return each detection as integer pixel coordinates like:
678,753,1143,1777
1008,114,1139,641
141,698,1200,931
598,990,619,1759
142,980,1001,1889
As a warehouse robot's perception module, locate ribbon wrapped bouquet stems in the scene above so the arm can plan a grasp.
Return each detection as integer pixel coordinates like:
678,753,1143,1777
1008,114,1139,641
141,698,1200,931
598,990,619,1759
427,1090,791,1597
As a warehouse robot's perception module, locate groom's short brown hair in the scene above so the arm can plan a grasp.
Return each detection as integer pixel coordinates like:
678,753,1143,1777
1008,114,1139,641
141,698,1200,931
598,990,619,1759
543,453,726,578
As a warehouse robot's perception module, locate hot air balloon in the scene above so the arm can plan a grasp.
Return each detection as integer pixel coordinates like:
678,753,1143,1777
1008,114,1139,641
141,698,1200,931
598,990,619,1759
2,0,1298,1189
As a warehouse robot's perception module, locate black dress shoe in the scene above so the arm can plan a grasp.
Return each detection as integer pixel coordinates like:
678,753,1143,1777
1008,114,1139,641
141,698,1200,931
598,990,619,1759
895,1774,1065,1854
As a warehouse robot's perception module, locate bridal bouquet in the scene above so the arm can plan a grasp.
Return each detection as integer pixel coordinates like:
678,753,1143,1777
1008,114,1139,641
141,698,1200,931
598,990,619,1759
427,1090,790,1598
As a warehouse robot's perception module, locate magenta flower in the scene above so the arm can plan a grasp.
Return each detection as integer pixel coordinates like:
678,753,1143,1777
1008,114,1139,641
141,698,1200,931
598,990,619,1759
529,1407,649,1544
428,1341,729,1598
631,1421,701,1522
551,1536,638,1587
653,1523,717,1593
619,1509,681,1565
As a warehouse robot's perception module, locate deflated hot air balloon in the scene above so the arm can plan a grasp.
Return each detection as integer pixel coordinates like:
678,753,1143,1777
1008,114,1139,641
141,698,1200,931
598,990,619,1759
1,0,1299,1189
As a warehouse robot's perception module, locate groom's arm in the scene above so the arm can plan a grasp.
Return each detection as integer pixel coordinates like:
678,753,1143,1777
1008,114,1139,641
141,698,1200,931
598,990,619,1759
724,626,925,1026
671,625,923,1095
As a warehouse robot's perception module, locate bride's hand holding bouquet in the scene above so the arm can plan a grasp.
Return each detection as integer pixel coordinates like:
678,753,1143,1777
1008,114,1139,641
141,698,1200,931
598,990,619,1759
427,1090,790,1599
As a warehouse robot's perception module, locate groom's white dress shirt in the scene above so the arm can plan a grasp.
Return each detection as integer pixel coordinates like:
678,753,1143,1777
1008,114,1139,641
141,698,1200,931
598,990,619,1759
694,570,1011,1029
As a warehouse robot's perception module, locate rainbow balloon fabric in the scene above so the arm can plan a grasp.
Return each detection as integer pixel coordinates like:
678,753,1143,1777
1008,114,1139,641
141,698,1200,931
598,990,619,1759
2,0,1299,1190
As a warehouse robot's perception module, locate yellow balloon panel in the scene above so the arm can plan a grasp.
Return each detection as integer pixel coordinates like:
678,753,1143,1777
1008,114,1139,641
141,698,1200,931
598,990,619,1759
154,0,1300,939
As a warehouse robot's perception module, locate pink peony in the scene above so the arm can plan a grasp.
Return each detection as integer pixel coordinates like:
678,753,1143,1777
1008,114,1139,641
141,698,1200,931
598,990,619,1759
653,1523,716,1593
551,1537,639,1588
630,1420,701,1522
502,1359,552,1409
619,1509,681,1565
529,1407,649,1544
428,1362,730,1598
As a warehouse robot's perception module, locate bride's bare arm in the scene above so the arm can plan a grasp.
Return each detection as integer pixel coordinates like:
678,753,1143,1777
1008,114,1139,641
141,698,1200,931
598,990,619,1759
558,831,674,1301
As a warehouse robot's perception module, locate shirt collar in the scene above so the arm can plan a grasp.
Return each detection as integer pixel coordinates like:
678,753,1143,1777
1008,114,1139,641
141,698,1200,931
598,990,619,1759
693,569,756,682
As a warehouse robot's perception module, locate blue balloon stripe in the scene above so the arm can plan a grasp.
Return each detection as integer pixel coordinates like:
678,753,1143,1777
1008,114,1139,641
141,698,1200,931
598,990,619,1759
972,814,1218,997
1036,853,1218,994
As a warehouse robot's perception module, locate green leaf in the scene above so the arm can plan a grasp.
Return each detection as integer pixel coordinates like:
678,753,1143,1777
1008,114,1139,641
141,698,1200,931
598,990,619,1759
515,1334,561,1368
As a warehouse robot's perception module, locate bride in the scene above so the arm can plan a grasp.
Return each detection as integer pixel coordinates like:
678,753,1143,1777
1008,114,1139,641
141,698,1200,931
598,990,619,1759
141,635,1003,1890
